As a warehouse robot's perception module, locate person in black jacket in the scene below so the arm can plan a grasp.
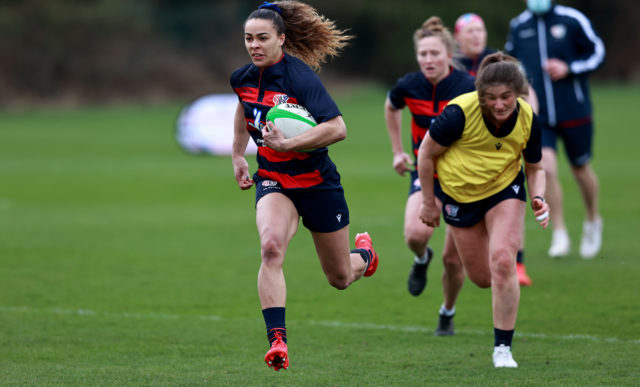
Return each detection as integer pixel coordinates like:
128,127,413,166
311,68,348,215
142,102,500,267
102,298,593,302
506,0,605,259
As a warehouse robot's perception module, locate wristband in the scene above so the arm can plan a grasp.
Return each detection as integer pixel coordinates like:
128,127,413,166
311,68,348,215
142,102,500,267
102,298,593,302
532,195,545,203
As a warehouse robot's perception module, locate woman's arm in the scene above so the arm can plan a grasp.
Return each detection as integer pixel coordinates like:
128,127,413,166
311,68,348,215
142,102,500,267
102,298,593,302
384,98,413,176
262,114,346,152
417,133,448,228
524,160,550,228
232,101,254,190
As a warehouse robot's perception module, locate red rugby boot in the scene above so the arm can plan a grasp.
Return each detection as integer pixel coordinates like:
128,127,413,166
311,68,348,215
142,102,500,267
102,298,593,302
355,232,379,277
516,262,532,287
264,331,288,371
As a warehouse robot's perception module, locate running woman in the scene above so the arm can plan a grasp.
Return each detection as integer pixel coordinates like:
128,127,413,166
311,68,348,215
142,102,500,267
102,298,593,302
417,52,550,367
230,1,379,371
454,12,535,286
384,16,475,336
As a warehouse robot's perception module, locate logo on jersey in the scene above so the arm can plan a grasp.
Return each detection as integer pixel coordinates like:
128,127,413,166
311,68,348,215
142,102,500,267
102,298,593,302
336,213,343,223
495,142,503,150
250,107,265,131
262,180,279,188
518,28,536,39
413,178,421,188
445,204,459,218
511,185,521,194
550,24,567,40
273,94,289,105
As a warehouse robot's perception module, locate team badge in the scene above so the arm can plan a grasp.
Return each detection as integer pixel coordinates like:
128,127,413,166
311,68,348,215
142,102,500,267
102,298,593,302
273,94,290,105
550,24,567,39
250,107,265,131
262,180,279,188
445,204,459,217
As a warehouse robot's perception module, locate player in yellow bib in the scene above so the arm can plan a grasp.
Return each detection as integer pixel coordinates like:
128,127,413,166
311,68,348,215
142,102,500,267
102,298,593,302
436,91,533,202
417,52,550,368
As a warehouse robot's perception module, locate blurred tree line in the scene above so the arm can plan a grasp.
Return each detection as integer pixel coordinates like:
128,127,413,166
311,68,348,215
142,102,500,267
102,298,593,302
1,0,636,107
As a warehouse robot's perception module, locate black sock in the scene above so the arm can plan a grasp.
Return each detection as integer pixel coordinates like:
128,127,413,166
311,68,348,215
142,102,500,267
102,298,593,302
516,250,524,264
262,307,286,344
351,248,371,271
494,327,514,347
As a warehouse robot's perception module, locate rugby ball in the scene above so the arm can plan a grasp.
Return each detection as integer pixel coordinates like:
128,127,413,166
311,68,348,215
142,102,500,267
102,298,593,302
266,103,317,138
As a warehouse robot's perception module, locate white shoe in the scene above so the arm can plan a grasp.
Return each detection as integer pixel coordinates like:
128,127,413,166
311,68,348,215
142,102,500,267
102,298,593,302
580,216,602,259
548,229,570,258
493,344,518,368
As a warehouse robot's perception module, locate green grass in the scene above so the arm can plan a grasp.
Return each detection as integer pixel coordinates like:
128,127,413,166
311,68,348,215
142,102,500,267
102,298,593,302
1,84,639,385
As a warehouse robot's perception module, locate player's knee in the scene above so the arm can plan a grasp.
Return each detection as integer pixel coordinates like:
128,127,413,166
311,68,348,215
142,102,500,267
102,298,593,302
491,249,515,281
327,273,352,290
442,251,462,270
328,277,350,290
469,274,491,288
404,227,427,251
260,236,286,264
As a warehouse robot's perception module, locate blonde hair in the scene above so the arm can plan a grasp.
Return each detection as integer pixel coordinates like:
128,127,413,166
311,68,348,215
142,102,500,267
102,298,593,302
246,1,354,70
413,16,456,54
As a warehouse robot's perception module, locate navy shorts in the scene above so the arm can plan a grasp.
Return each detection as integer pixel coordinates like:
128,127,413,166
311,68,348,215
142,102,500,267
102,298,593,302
409,170,445,202
255,179,349,233
541,119,593,166
408,170,421,196
439,171,526,228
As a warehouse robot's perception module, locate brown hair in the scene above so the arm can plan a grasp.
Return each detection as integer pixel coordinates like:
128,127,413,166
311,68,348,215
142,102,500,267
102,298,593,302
475,52,529,103
412,16,456,54
246,1,354,71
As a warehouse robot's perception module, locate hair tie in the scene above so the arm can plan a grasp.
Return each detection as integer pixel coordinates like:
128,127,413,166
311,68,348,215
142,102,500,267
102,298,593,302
454,13,484,34
258,2,282,15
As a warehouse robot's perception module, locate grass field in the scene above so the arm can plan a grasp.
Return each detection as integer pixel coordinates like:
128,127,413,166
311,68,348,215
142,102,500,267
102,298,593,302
1,83,639,385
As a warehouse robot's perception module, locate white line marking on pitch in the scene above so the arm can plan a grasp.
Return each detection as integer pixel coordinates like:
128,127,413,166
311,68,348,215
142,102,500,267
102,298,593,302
2,305,638,345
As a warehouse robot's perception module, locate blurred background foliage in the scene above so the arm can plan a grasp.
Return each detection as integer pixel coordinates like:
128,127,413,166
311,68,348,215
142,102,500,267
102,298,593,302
1,0,637,107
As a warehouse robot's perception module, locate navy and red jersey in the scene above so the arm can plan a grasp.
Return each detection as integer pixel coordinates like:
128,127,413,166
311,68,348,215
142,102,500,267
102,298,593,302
387,67,476,162
455,47,496,76
230,53,342,190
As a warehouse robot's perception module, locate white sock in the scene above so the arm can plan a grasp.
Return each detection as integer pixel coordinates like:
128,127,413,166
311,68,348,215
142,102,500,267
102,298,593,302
439,304,455,317
414,249,430,265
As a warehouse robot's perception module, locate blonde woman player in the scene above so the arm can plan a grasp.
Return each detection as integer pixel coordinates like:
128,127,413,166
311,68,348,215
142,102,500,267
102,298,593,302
384,16,475,336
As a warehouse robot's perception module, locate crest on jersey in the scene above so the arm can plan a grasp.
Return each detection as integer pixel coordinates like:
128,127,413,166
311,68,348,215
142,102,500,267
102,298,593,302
550,24,567,39
250,107,265,131
262,180,279,188
445,204,459,217
273,94,290,105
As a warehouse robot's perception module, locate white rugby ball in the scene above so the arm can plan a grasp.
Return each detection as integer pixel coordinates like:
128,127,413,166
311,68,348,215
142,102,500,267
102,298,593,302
266,103,317,139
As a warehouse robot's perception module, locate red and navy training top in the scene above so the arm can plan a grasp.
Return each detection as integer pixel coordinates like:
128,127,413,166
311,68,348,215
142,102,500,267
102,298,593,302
387,67,476,164
230,53,342,190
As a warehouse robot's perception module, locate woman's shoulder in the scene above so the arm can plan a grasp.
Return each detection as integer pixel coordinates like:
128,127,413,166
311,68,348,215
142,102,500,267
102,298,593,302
283,53,314,72
392,71,426,88
446,68,476,90
230,63,256,85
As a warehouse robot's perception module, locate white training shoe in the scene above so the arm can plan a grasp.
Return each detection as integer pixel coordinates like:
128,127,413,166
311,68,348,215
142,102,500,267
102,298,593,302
548,229,570,258
580,216,603,259
493,345,518,368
